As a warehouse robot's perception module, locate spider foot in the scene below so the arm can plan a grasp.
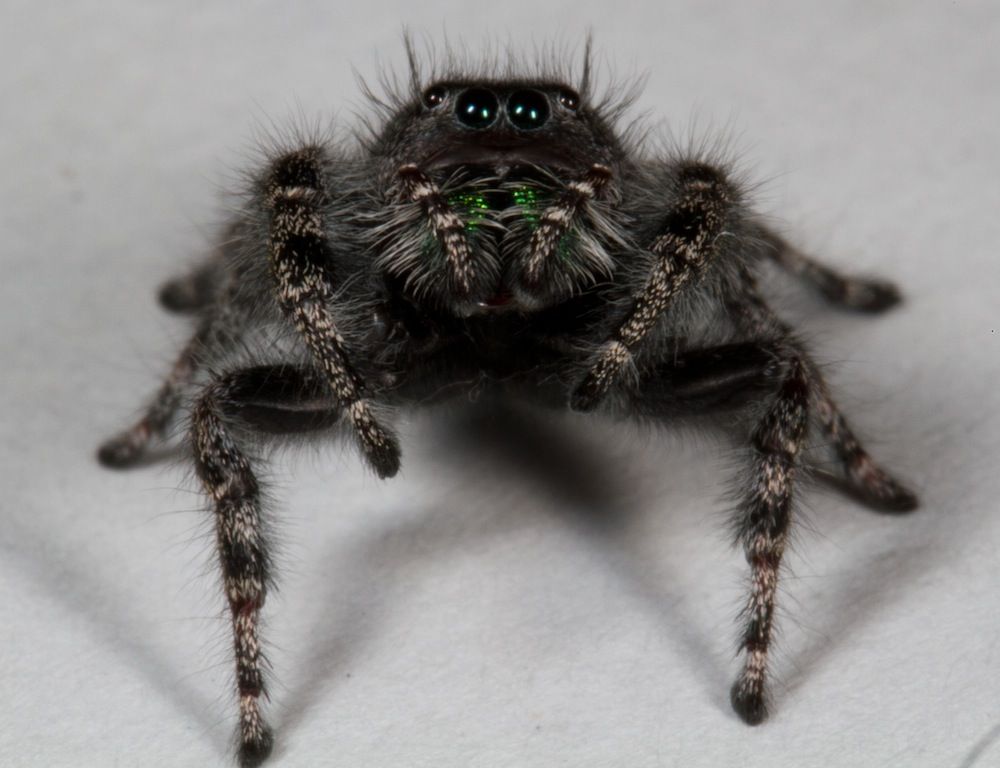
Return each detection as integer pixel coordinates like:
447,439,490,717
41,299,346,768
571,341,632,412
158,276,206,313
569,378,602,412
96,426,150,469
848,456,919,513
363,431,401,480
730,676,769,726
830,277,902,314
349,400,401,479
238,726,274,768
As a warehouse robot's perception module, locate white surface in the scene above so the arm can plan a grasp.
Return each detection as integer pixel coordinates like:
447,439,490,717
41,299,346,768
2,2,999,767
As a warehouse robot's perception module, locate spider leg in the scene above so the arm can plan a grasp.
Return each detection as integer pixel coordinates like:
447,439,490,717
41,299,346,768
811,385,917,511
267,148,399,478
630,342,779,416
571,164,732,411
190,364,336,767
158,257,226,314
97,315,216,467
728,345,810,724
396,164,478,297
625,340,806,723
523,163,612,284
158,221,242,313
730,285,917,512
98,278,248,468
760,227,902,313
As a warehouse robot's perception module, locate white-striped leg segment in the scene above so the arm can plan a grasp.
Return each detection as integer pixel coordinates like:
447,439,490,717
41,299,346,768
267,149,399,478
192,382,273,767
571,164,731,411
730,353,810,725
523,163,612,283
396,163,477,297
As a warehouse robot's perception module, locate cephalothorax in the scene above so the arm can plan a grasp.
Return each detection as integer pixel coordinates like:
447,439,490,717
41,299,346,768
98,41,917,766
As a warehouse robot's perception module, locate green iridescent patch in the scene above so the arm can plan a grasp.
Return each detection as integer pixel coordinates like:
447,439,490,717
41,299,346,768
446,192,490,232
511,186,540,226
511,185,575,260
421,186,574,261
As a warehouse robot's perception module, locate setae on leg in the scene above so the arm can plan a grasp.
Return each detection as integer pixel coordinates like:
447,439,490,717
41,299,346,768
190,364,338,766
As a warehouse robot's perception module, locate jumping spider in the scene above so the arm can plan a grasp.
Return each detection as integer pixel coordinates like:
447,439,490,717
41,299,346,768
98,43,918,765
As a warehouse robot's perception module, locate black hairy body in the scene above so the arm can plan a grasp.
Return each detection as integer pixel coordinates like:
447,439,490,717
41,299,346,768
98,42,917,766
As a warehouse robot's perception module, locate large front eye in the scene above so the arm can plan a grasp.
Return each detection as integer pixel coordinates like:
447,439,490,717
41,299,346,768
507,90,550,130
455,88,499,128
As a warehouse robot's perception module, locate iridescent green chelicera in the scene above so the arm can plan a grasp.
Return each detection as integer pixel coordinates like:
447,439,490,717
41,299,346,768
423,186,573,260
511,186,540,226
446,192,490,232
512,185,575,260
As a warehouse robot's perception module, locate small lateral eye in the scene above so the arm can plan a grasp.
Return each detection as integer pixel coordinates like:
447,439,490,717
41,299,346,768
423,86,447,108
558,89,580,111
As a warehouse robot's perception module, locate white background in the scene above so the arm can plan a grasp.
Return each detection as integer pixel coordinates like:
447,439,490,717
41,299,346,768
2,2,999,766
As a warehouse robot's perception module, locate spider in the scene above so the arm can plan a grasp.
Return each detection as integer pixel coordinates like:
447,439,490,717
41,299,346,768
97,41,918,766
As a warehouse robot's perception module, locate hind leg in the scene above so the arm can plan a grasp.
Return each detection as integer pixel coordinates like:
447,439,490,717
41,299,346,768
97,317,213,467
159,221,243,313
158,258,225,313
627,340,811,722
97,287,245,467
729,285,917,512
760,227,903,313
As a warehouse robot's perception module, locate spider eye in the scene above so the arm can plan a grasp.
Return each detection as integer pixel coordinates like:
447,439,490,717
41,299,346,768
423,86,447,108
507,90,550,131
455,88,499,129
558,89,580,111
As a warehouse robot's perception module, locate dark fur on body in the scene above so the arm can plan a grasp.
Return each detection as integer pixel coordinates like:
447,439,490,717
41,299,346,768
98,42,917,766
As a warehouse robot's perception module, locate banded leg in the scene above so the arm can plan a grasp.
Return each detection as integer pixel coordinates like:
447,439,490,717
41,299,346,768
730,349,811,724
97,315,216,467
266,148,399,478
191,364,337,766
523,163,612,283
396,164,478,297
813,383,918,511
729,285,917,511
760,228,902,313
571,164,732,411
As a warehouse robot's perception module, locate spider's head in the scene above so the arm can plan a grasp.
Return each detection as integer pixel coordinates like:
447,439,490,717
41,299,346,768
370,72,633,318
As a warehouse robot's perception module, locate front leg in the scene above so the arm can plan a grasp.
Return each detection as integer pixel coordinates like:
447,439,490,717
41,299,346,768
191,364,340,766
628,341,809,724
266,147,400,477
571,163,733,411
729,348,810,723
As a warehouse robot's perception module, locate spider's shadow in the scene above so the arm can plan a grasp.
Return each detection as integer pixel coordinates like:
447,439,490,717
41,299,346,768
1,520,228,754
269,401,661,740
271,400,943,747
272,403,719,740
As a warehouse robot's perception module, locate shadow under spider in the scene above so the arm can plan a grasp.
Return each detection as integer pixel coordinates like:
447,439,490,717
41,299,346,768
1,520,226,754
271,402,729,741
269,399,939,744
